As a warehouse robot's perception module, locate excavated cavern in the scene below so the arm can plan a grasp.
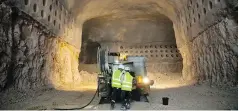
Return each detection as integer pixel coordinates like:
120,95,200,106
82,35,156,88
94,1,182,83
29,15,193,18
0,0,238,110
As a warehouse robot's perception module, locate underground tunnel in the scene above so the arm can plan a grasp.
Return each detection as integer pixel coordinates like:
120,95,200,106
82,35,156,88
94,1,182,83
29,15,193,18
79,14,183,86
0,0,238,110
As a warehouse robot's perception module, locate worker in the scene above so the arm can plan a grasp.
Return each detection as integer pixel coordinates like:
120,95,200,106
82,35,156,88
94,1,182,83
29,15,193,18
121,67,134,110
111,64,125,109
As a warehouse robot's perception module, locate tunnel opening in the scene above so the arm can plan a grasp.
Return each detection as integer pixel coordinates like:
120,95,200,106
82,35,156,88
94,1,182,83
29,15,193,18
0,0,237,110
79,14,183,86
78,19,101,73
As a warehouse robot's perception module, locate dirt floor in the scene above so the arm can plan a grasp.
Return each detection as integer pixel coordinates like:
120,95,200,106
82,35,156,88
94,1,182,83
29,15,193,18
0,72,237,110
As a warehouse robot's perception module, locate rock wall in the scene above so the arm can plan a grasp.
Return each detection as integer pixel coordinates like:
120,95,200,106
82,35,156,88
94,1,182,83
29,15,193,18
0,3,56,90
52,39,81,90
176,0,238,85
0,3,80,91
192,19,237,86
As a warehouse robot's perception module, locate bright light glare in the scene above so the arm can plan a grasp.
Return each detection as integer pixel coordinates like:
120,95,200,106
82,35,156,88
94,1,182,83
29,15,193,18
143,77,150,84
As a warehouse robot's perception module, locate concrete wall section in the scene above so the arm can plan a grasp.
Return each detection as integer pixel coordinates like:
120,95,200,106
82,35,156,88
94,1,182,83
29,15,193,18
119,42,183,73
181,0,230,40
6,0,82,49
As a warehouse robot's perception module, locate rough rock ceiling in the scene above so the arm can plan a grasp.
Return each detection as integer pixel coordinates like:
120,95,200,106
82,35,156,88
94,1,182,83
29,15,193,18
60,0,188,49
64,0,187,24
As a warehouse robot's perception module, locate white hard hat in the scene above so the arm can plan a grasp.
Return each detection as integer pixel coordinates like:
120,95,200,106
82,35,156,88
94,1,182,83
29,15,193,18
125,67,130,71
118,64,124,69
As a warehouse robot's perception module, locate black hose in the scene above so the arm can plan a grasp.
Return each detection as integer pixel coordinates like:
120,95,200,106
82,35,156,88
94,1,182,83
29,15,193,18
54,85,99,110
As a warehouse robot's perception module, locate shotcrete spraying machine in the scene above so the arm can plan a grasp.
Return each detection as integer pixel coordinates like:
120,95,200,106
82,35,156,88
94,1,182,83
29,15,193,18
97,47,154,103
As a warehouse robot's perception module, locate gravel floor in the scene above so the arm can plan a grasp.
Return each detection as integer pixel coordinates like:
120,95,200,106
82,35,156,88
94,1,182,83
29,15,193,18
0,73,237,110
93,83,238,110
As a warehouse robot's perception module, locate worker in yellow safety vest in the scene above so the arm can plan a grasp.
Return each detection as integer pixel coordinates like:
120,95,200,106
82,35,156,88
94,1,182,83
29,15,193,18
111,64,125,109
120,67,134,110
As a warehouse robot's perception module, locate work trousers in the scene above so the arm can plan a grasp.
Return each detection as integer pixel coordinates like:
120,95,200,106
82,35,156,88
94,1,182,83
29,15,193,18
111,88,131,104
111,87,120,103
121,90,131,105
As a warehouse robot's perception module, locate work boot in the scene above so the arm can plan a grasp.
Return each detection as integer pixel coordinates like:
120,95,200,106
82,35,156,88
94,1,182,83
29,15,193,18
125,102,130,109
120,104,126,110
111,101,115,110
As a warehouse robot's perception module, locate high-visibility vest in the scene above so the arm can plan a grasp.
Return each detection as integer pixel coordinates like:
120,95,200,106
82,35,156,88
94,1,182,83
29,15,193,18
111,70,122,88
121,72,133,91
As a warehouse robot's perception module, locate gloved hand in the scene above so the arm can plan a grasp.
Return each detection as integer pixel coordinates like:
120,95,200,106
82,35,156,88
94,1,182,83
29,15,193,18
133,78,137,85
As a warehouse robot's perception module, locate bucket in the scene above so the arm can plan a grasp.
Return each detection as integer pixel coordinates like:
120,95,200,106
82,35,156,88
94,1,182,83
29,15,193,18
162,97,169,105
